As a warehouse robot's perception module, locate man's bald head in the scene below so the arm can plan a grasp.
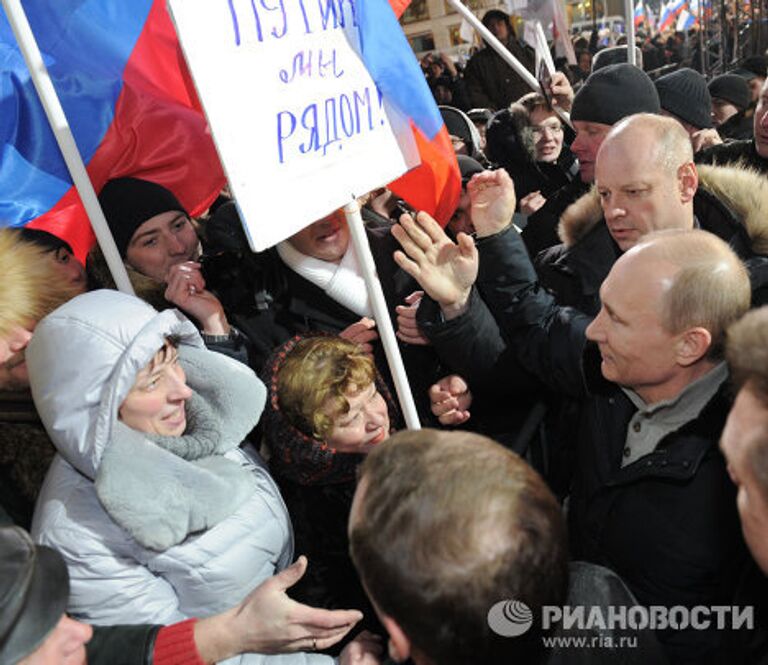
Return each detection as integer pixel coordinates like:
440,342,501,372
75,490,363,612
595,114,698,251
600,113,694,176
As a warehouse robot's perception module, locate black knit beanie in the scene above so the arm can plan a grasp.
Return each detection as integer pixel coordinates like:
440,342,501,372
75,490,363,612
708,74,750,111
98,177,187,258
571,63,660,126
655,68,712,129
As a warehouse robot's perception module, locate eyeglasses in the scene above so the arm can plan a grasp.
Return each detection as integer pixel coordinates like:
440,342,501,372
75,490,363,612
531,122,564,137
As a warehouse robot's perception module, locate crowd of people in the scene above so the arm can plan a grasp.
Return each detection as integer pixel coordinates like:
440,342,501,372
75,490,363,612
5,6,768,665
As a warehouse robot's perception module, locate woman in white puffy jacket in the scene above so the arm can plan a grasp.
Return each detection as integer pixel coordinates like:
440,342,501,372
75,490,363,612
27,290,380,665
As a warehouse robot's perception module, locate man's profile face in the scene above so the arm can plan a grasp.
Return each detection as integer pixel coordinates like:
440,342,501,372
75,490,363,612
596,132,691,252
0,324,34,392
711,97,739,128
287,210,350,264
720,385,768,575
571,121,613,183
585,251,681,404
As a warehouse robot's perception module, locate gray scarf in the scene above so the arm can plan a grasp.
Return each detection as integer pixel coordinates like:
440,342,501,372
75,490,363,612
95,348,265,551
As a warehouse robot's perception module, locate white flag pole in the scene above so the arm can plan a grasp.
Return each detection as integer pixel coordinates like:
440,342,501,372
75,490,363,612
2,0,135,295
445,0,571,127
626,0,638,65
343,200,421,430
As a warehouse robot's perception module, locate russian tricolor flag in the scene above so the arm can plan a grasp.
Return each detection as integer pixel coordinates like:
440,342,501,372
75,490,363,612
0,1,226,260
1,0,460,261
634,0,646,29
659,0,687,31
359,0,460,226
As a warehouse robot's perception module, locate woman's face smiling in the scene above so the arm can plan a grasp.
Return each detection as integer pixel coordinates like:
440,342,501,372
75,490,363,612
119,340,192,437
323,382,389,454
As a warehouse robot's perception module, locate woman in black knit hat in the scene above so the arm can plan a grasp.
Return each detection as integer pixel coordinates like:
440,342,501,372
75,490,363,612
262,335,400,651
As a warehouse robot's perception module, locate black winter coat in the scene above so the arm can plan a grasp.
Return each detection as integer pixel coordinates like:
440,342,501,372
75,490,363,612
696,138,768,174
521,178,590,258
421,226,759,664
535,164,768,315
463,40,535,110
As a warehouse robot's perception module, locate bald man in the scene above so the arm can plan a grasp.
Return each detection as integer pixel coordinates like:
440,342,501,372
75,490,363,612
394,173,761,662
536,113,768,316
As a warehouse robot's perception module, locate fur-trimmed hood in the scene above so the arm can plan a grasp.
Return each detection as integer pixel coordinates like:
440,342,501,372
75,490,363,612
557,164,768,253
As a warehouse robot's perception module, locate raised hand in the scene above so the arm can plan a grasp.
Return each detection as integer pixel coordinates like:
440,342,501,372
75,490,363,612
519,190,547,216
392,211,477,319
549,71,574,112
466,169,517,238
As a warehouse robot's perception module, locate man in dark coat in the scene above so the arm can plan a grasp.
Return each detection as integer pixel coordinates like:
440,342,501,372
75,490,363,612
537,113,768,317
462,9,534,111
392,172,760,663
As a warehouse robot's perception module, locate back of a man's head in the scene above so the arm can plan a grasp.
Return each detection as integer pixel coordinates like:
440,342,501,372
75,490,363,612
349,429,568,665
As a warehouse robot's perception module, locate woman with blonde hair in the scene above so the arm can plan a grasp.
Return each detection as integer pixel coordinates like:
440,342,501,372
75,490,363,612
262,336,399,647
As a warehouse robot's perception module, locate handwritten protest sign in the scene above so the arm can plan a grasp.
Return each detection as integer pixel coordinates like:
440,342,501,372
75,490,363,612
168,0,419,251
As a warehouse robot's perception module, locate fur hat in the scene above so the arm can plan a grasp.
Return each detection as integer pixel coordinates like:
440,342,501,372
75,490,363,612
655,68,713,129
708,74,750,111
0,229,79,338
571,64,660,126
98,177,187,258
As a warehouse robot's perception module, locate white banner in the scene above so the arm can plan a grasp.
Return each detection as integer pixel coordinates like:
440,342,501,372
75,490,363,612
168,0,419,251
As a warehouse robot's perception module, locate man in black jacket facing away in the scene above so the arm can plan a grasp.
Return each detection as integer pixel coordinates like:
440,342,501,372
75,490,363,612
392,170,759,663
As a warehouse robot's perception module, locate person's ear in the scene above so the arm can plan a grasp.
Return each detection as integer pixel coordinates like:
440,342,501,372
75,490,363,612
380,615,413,663
675,327,712,366
678,162,698,203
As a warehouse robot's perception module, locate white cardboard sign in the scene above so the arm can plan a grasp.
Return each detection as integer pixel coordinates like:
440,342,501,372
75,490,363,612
168,0,419,251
